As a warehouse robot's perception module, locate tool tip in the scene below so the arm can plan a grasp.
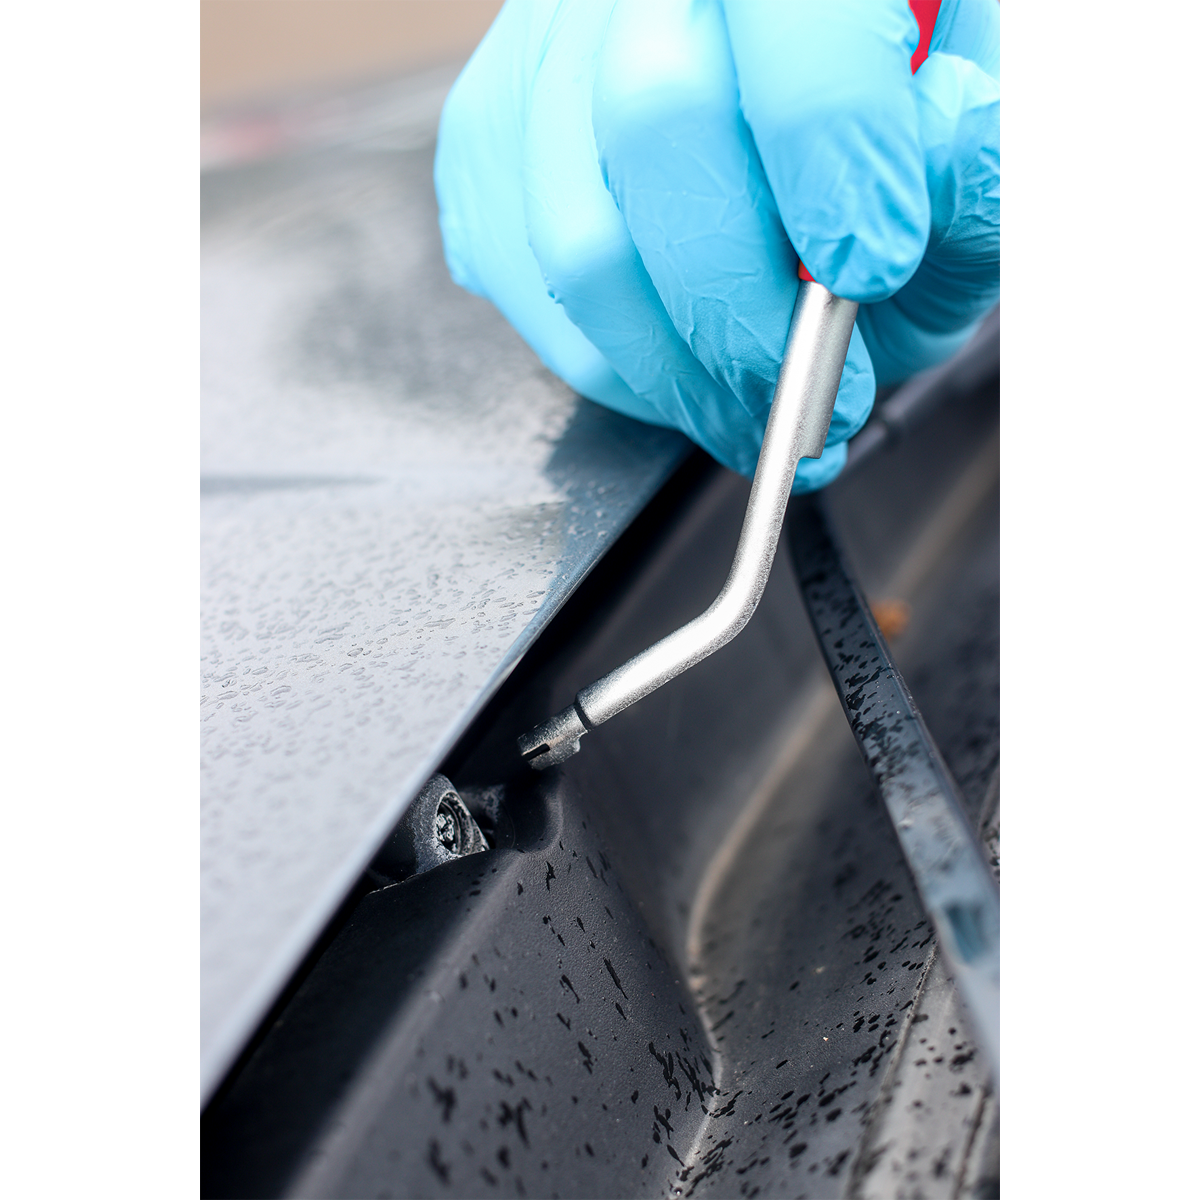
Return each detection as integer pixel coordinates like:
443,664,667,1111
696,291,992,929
518,704,588,770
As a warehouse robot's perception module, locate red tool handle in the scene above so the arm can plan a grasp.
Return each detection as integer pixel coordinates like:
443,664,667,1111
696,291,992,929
798,0,942,283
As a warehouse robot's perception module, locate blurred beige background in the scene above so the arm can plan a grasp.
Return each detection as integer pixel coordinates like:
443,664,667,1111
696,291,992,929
202,0,504,111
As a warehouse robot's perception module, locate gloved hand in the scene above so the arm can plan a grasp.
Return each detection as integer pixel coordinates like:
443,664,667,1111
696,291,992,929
435,0,999,491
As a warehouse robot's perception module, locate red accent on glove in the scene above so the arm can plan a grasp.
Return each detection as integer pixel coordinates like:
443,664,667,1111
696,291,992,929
798,0,943,282
908,0,943,73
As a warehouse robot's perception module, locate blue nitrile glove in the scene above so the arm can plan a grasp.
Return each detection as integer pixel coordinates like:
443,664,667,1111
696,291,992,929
435,0,999,492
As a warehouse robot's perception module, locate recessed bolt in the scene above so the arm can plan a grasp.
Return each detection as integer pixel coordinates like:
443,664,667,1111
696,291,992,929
435,798,463,854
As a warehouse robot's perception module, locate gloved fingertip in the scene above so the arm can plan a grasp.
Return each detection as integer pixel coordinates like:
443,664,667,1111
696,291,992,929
801,235,929,305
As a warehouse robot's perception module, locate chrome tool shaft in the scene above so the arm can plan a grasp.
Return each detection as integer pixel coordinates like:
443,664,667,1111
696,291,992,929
518,280,858,769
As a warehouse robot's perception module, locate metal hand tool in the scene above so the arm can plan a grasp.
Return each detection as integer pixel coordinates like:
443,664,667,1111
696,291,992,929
518,0,947,770
519,277,859,768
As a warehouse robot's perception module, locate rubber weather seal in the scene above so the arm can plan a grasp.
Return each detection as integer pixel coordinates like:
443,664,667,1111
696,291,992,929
787,496,1000,1083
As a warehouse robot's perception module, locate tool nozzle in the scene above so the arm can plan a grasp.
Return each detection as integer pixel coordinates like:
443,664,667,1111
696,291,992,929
518,704,588,770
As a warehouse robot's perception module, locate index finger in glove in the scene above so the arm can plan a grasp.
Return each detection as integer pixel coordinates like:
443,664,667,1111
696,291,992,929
591,0,801,419
589,0,877,465
723,0,930,302
521,1,770,477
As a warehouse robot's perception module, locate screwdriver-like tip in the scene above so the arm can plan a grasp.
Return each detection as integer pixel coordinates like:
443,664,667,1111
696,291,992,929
518,704,588,770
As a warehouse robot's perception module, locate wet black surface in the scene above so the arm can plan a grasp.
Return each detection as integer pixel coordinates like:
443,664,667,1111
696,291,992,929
202,377,998,1198
681,483,999,1199
787,495,998,1076
203,773,717,1198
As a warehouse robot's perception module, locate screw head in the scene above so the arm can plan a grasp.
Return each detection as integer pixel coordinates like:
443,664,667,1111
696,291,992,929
434,797,463,854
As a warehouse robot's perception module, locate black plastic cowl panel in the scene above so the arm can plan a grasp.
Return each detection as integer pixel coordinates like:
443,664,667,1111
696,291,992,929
203,771,717,1199
202,370,999,1198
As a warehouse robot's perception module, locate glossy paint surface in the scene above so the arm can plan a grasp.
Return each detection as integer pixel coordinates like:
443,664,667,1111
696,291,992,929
200,78,687,1100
